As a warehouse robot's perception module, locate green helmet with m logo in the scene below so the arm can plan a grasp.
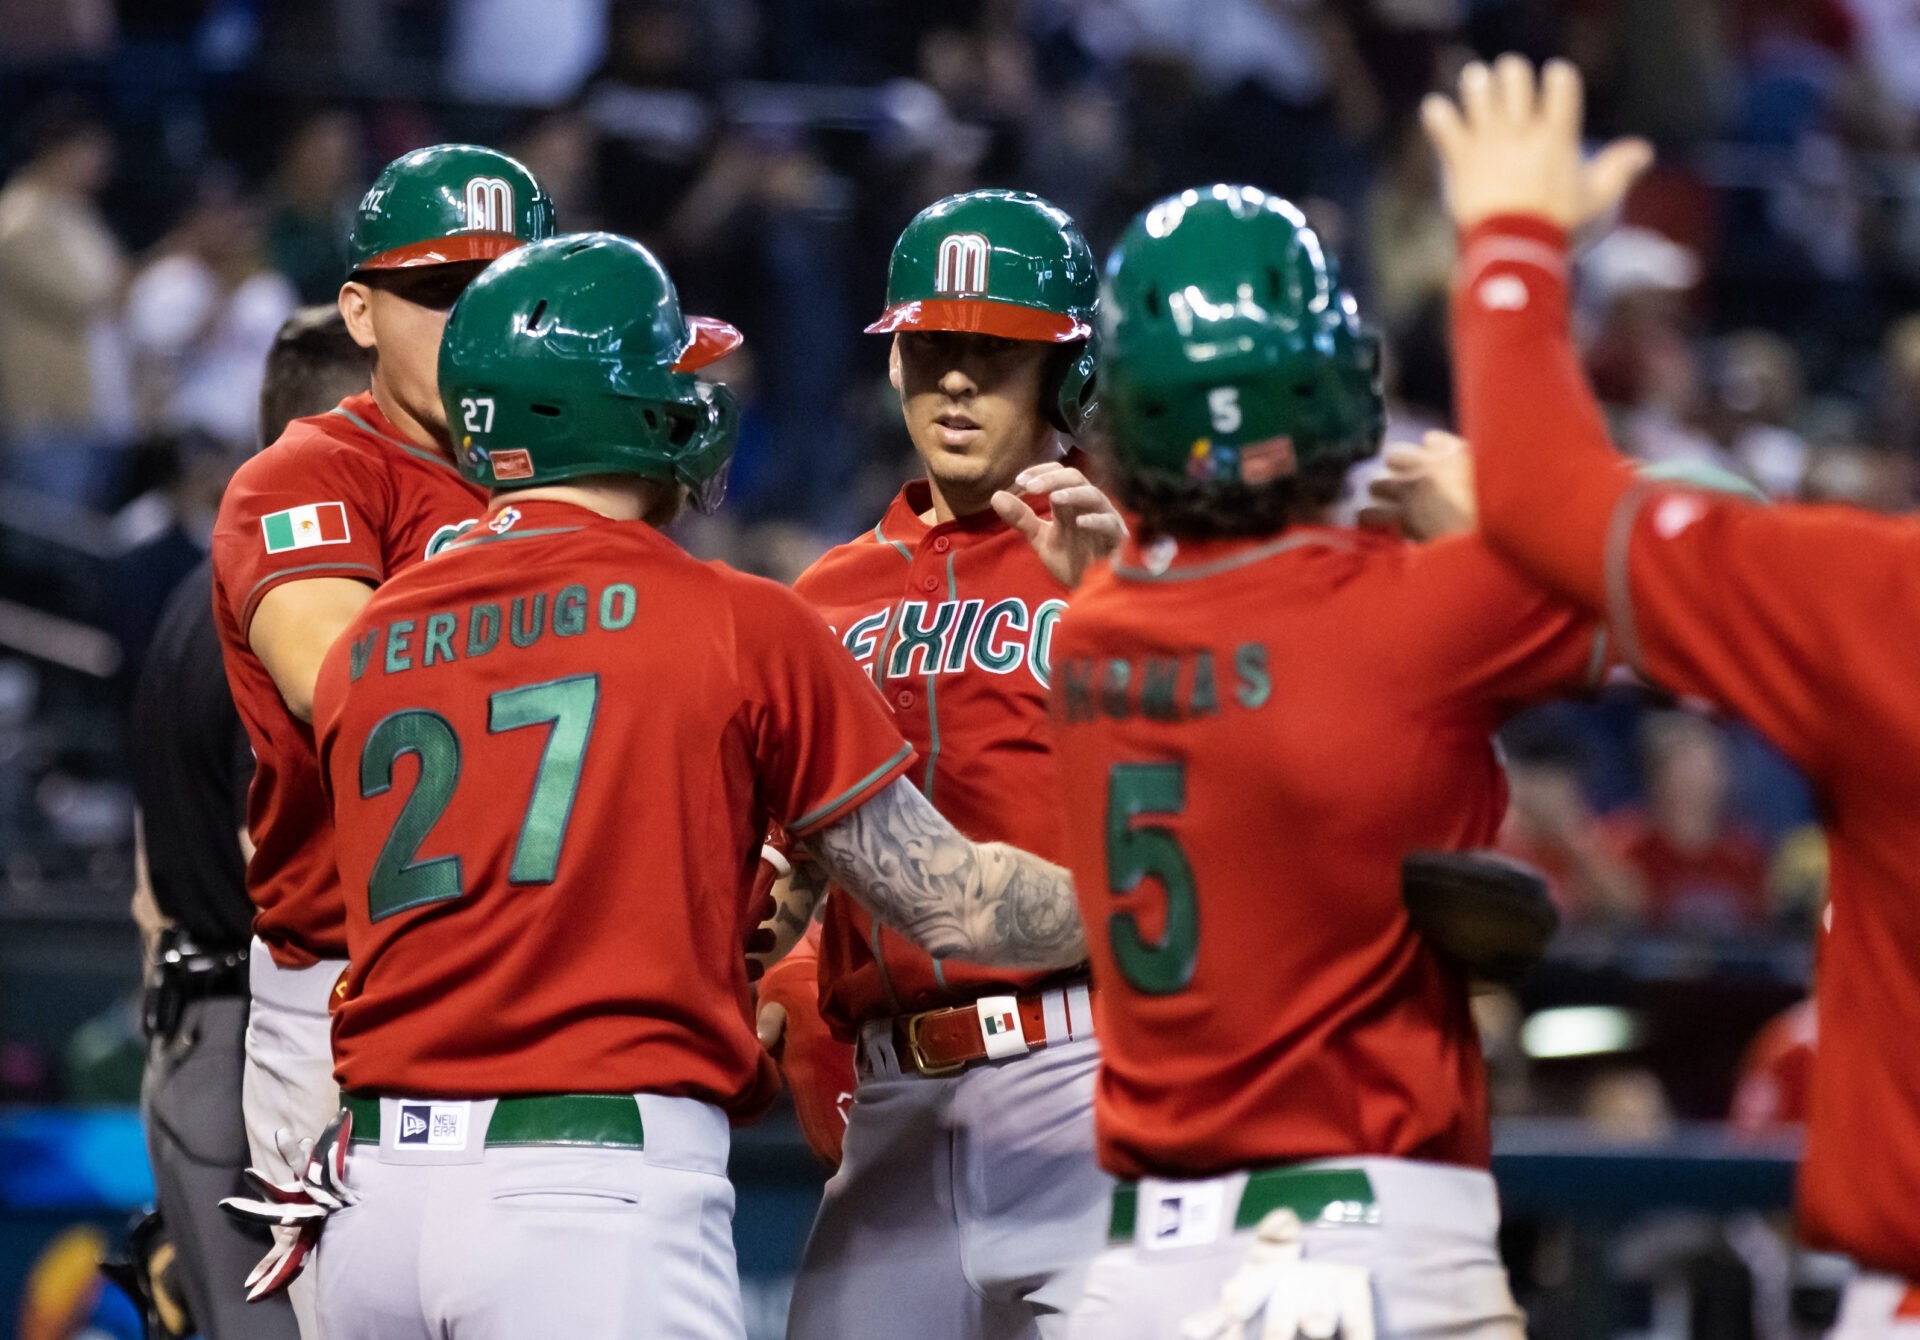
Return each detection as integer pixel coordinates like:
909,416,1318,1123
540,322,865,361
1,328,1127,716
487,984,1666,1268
869,190,1100,434
347,144,556,276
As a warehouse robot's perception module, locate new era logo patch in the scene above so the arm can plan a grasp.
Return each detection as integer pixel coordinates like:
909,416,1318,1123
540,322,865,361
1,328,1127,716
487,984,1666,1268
261,502,350,554
395,1101,470,1151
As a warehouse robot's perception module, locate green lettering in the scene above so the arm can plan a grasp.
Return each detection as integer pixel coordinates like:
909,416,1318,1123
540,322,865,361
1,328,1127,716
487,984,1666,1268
554,584,588,637
598,583,636,631
510,594,546,649
1189,651,1219,717
1101,658,1131,720
943,600,984,673
1028,599,1067,688
384,619,415,674
1235,642,1270,710
1059,657,1095,723
422,613,457,667
971,598,1028,674
887,600,958,678
348,627,380,683
1141,658,1181,721
467,603,500,657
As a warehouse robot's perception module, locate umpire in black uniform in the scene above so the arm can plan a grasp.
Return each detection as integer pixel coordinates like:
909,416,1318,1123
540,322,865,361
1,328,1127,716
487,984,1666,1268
130,308,369,1338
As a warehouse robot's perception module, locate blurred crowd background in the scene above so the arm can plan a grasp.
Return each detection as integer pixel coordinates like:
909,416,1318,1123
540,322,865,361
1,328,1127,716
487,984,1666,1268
2,0,1917,1333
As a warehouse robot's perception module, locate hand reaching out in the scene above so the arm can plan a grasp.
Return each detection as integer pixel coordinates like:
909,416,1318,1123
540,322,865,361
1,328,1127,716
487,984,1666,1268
992,462,1128,588
1359,431,1477,542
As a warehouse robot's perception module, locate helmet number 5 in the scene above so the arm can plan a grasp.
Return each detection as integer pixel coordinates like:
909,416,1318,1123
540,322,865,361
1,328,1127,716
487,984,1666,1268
462,397,495,434
1207,387,1241,434
1105,762,1198,995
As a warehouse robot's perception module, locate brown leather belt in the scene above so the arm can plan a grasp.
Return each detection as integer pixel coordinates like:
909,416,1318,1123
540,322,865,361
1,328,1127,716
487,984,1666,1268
876,978,1095,1077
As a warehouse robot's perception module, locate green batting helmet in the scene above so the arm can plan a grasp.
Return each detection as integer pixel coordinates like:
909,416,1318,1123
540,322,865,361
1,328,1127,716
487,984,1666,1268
868,190,1099,434
1101,185,1382,487
346,144,556,276
439,232,744,509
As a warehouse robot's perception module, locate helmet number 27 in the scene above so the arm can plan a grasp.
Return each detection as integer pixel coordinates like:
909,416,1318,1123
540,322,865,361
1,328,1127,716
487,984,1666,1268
461,397,495,435
1105,762,1198,995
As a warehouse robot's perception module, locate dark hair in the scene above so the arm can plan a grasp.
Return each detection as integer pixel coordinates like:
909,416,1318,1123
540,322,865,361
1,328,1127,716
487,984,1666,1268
1112,457,1350,541
257,307,373,450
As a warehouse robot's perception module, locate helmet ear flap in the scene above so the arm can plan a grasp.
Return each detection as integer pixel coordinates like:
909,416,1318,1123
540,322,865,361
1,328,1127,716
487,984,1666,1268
1046,338,1098,435
674,380,742,514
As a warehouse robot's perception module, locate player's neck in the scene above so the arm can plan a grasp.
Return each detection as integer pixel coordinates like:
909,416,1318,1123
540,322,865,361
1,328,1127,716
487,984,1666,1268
368,375,453,460
493,478,678,526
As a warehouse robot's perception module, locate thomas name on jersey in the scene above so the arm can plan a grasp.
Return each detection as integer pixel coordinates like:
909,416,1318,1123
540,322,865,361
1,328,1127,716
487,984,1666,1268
832,597,1066,687
1052,643,1272,724
344,580,639,681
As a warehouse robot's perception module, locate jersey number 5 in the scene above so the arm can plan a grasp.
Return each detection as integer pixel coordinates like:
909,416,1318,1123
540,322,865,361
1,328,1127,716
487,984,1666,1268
1106,762,1198,995
358,673,601,922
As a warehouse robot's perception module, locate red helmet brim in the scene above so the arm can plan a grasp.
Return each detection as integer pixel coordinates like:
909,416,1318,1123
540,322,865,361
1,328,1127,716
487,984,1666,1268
352,233,528,272
674,315,745,372
864,298,1090,342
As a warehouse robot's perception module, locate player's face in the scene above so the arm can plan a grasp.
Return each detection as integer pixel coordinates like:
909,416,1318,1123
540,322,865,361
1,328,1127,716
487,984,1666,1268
339,260,491,443
892,331,1057,508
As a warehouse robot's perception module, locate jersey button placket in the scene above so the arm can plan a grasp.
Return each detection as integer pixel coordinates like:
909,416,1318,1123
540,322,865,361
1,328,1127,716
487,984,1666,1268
933,535,951,553
896,689,915,708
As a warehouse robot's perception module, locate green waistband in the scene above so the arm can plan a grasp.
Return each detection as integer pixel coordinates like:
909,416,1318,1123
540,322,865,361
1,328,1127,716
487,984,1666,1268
343,1093,646,1150
1109,1166,1376,1243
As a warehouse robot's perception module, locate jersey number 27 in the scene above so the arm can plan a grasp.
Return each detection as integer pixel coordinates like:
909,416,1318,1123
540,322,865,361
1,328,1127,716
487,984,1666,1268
358,673,600,921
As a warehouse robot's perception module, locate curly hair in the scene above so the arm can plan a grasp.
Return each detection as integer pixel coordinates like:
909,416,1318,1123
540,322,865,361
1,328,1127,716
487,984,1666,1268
1113,458,1351,542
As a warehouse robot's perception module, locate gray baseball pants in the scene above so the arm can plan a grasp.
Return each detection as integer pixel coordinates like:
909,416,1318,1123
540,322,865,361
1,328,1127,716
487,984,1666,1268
786,1033,1112,1340
314,1093,744,1339
1068,1158,1526,1340
242,938,344,1339
142,992,300,1338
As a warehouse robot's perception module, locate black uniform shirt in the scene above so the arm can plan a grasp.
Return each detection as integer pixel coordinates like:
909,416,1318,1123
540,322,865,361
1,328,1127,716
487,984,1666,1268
130,559,254,950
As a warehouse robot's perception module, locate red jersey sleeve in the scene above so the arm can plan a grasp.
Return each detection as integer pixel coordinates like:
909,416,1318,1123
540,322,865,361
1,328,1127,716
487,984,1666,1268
1453,212,1883,773
1407,535,1608,713
211,424,390,637
728,575,915,837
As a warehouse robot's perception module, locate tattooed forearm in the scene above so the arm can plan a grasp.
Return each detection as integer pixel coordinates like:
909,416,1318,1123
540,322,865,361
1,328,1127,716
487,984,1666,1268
810,778,1086,970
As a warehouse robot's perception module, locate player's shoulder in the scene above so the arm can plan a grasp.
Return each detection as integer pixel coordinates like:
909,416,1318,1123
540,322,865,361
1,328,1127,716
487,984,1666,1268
707,557,827,628
228,400,386,498
792,524,899,601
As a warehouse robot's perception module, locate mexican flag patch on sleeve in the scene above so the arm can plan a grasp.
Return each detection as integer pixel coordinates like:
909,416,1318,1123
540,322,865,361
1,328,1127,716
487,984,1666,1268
261,502,350,553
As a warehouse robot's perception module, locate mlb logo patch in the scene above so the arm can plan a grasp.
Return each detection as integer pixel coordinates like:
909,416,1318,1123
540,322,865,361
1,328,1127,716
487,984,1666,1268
261,502,350,554
974,994,1029,1060
395,1101,470,1151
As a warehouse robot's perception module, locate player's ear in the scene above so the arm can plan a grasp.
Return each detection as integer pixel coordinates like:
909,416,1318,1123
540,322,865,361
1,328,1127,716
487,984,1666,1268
888,336,904,396
338,282,378,351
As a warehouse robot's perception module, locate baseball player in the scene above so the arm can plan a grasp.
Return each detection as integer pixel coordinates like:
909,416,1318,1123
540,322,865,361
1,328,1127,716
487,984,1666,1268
129,308,370,1340
1423,53,1920,1323
300,230,1086,1338
775,189,1122,1340
209,144,552,1329
1045,185,1613,1340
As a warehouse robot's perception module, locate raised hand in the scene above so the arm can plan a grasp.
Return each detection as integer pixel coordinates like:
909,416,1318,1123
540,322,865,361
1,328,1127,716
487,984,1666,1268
992,461,1128,589
1420,55,1654,233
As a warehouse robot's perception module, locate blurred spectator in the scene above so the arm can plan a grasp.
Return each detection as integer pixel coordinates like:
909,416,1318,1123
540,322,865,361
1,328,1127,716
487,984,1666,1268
585,0,725,241
1876,313,1920,455
449,0,612,105
123,169,299,449
1797,398,1915,509
508,109,602,230
266,110,359,304
0,98,130,505
1499,732,1645,925
1708,329,1810,497
1601,713,1772,934
1583,1067,1676,1143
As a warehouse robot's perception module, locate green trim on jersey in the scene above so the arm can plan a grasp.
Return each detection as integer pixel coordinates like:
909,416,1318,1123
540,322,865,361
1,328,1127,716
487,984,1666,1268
441,525,586,553
240,561,381,628
788,742,914,834
1111,532,1353,584
873,518,913,563
327,407,465,477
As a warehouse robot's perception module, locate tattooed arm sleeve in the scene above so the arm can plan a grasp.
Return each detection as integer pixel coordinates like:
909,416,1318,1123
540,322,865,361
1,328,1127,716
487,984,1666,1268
809,778,1086,970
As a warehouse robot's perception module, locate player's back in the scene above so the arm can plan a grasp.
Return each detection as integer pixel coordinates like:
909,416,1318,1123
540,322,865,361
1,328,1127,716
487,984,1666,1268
314,500,909,1116
1049,526,1601,1179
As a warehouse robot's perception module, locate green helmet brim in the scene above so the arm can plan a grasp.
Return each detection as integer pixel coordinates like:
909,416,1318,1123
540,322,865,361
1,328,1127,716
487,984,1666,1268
865,297,1091,342
352,231,530,273
675,315,744,371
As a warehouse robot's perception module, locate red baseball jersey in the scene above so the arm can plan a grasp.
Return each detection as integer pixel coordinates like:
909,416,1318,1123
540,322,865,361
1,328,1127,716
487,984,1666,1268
212,392,487,967
794,478,1078,1034
1459,212,1920,1279
313,500,913,1114
1048,527,1605,1180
